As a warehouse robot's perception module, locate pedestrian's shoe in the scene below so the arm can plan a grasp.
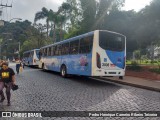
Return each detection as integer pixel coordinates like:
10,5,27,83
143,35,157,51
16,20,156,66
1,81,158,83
0,97,5,102
7,102,11,106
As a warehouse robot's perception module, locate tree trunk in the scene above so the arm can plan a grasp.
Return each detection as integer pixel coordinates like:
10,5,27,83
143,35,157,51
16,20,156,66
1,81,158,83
53,24,56,43
46,21,49,39
60,22,63,41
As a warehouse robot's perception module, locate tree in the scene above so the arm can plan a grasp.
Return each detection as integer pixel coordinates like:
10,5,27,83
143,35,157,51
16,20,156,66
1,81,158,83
56,2,72,41
66,0,82,28
79,0,97,32
34,7,50,38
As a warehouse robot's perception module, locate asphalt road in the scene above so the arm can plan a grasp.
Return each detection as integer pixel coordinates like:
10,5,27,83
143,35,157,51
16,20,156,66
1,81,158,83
0,63,159,120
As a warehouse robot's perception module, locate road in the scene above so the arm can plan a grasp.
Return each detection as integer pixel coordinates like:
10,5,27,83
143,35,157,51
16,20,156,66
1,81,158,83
0,63,160,120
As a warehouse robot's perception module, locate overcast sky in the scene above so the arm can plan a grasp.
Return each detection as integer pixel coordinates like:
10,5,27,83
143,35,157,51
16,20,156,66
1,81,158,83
0,0,152,23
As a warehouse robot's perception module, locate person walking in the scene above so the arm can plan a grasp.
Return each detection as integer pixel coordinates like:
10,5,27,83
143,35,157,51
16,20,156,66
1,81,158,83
0,60,5,102
15,58,20,74
0,62,16,106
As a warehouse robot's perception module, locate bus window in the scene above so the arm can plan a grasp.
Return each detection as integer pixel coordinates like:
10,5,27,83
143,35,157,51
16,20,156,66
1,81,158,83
55,46,59,56
99,31,125,51
47,47,51,56
52,46,56,56
70,40,79,54
44,48,47,56
58,45,62,55
30,52,33,58
62,42,69,55
79,36,93,54
41,49,44,56
39,49,42,58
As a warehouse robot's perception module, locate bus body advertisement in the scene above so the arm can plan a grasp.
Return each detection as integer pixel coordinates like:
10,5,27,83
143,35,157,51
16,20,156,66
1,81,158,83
23,49,40,66
39,30,126,78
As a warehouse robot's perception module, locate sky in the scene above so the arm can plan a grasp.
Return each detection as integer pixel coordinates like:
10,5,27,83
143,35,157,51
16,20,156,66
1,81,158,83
0,0,152,23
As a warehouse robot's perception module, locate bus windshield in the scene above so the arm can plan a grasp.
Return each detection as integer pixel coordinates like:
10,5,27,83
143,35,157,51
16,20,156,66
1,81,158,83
99,31,125,51
36,50,40,59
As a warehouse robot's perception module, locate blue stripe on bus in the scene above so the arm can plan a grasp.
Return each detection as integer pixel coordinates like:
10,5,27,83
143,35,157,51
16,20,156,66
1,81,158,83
45,53,92,76
106,50,125,69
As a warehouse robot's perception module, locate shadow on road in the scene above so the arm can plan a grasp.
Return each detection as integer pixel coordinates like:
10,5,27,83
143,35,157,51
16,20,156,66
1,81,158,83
41,69,121,88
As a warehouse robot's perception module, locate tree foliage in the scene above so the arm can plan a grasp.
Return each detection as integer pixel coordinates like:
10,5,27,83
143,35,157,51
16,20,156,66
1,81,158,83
1,0,160,60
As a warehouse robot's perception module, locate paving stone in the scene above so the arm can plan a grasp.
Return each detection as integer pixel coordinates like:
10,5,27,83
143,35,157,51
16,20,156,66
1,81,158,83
0,64,159,120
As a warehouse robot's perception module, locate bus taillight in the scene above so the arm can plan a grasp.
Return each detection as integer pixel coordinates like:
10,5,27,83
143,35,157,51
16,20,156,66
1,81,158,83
96,52,101,69
123,56,126,69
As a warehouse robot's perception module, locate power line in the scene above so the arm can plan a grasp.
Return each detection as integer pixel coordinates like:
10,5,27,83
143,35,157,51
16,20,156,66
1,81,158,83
0,0,12,21
0,4,12,7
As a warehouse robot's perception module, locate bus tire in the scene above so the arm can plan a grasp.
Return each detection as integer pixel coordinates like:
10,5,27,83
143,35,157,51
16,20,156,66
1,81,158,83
42,63,46,71
61,65,67,78
119,76,123,80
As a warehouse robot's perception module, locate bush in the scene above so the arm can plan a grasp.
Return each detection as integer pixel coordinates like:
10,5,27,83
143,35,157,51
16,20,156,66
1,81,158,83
127,61,141,71
149,68,160,74
145,60,148,64
150,60,157,64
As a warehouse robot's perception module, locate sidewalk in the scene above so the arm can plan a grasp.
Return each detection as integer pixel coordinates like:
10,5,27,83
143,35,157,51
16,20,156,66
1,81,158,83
99,76,160,92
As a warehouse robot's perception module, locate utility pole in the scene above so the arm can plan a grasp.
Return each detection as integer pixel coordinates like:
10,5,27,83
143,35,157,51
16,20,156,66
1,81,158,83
0,4,12,7
0,4,12,20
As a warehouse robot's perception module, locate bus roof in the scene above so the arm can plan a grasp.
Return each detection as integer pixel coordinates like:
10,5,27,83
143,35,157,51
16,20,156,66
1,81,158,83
23,49,40,54
40,30,126,49
99,30,126,38
40,31,94,49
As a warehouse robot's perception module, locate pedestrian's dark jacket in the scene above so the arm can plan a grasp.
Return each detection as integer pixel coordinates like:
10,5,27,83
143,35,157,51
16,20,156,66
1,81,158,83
0,68,15,83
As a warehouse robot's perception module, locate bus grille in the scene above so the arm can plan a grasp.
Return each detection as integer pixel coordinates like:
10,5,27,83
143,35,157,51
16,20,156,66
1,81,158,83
108,72,116,74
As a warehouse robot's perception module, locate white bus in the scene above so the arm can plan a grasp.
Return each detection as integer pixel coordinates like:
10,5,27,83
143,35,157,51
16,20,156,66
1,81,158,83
23,49,40,66
39,30,126,79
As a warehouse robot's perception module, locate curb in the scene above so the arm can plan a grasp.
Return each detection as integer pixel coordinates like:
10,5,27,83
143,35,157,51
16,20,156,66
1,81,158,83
92,77,160,92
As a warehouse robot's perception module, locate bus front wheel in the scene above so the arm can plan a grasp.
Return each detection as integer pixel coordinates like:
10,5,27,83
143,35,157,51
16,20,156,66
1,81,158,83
42,63,46,71
61,65,67,78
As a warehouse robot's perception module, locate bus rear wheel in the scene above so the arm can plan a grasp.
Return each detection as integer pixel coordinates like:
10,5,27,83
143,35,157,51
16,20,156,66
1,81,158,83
119,76,123,80
61,65,67,78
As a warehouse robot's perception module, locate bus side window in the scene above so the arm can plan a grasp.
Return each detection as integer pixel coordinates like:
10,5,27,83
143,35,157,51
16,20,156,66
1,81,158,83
70,40,79,54
47,47,51,56
62,43,69,55
51,46,53,56
65,43,69,55
55,46,59,56
47,48,49,56
42,49,44,56
58,45,62,55
61,44,64,55
30,52,33,58
80,36,93,54
44,48,47,56
39,49,42,58
52,46,55,56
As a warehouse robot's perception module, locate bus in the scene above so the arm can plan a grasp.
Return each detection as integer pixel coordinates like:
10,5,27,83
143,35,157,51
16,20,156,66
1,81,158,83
23,49,40,66
39,30,126,79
